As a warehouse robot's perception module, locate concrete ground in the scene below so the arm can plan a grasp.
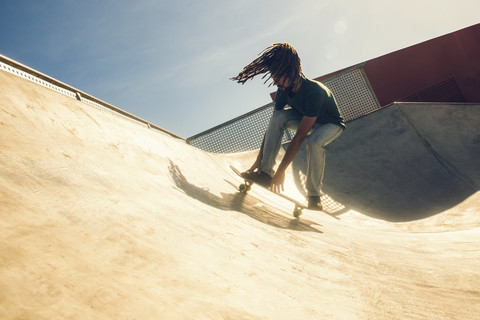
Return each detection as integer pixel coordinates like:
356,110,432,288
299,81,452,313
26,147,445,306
0,68,479,319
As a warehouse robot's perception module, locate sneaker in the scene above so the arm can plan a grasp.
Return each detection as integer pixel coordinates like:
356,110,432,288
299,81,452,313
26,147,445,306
307,196,323,211
241,171,272,188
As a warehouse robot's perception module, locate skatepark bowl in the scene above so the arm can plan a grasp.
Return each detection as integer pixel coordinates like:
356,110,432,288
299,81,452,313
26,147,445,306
0,65,479,319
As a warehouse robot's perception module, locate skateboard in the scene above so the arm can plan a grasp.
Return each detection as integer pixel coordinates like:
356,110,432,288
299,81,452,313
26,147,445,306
230,165,306,218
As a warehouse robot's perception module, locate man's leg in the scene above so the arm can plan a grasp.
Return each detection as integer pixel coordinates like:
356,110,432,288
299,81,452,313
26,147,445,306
305,123,343,197
260,108,303,176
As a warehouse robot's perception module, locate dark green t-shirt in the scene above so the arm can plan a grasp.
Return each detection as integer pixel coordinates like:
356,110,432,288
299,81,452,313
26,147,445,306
274,78,345,129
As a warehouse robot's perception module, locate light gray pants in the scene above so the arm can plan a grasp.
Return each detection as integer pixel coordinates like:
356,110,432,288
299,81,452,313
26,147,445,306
260,109,343,197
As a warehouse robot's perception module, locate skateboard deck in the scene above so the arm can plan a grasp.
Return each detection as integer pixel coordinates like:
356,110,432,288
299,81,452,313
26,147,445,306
230,165,306,218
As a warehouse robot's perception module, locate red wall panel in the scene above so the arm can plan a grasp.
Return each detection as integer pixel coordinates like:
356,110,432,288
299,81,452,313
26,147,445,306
363,24,480,105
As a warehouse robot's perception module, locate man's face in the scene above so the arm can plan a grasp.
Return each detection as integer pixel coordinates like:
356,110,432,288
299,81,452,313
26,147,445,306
272,74,292,90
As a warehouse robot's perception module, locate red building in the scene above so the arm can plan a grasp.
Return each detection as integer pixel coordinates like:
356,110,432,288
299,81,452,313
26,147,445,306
314,23,480,108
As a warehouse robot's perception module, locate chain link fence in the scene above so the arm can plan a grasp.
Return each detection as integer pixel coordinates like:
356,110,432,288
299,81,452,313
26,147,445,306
187,65,381,153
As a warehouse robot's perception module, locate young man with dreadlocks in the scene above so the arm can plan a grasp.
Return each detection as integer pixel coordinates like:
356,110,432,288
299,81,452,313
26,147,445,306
231,43,345,210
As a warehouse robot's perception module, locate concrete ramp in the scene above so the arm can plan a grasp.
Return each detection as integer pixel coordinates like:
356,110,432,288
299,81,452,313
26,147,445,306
1,68,479,319
322,102,480,221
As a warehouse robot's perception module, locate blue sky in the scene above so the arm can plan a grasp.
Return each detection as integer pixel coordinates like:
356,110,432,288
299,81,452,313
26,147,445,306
1,0,478,137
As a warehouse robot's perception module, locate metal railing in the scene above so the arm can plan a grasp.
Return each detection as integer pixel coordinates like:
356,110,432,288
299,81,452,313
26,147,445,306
187,64,381,153
2,53,382,153
0,54,184,140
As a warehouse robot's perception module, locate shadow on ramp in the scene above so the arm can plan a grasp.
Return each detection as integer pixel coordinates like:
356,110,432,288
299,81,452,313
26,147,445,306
322,103,480,222
168,160,322,233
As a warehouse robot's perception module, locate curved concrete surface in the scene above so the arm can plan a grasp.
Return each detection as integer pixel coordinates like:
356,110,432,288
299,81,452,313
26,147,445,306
321,102,480,222
0,69,479,319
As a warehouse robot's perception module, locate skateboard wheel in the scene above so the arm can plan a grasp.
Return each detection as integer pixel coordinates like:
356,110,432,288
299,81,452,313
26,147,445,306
293,209,302,218
239,184,248,193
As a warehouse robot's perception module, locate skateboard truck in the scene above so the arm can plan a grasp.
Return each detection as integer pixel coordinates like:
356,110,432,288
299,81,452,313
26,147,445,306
231,165,305,218
238,181,252,193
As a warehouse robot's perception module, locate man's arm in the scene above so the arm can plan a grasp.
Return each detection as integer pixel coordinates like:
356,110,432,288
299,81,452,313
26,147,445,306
246,132,266,173
270,116,317,193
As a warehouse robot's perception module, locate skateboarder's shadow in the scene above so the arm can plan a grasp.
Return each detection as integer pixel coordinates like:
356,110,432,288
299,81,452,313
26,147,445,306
168,160,322,233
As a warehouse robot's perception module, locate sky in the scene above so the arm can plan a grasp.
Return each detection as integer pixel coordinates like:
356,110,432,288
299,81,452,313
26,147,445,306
1,0,478,138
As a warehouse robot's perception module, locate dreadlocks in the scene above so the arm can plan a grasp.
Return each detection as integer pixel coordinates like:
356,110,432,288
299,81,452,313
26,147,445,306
231,43,305,87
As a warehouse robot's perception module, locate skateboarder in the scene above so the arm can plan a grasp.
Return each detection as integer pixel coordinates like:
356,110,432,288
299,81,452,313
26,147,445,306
231,43,345,210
